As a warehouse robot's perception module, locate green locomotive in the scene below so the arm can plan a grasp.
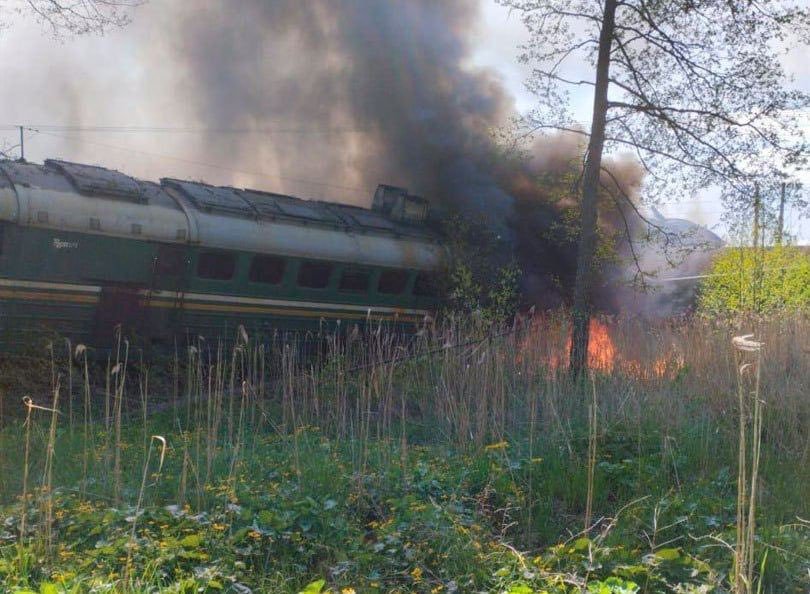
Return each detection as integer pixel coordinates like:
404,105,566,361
0,159,444,349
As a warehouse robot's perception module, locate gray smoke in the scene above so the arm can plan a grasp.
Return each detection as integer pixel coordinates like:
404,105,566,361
159,0,514,226
3,0,711,312
609,212,724,317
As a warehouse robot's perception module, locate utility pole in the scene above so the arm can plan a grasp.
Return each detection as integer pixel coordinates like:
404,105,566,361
752,184,760,249
19,126,24,161
776,182,786,246
752,184,764,313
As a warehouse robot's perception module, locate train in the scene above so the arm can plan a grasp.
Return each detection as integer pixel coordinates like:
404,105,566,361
0,158,445,350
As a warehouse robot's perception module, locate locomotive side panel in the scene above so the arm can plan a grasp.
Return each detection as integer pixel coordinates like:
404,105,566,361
0,224,161,349
0,159,445,353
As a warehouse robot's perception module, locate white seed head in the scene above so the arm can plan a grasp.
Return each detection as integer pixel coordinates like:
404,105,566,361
732,334,763,352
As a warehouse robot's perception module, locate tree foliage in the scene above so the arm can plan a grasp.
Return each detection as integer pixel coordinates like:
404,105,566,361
698,245,810,315
440,214,521,324
499,0,810,372
3,0,142,36
503,0,809,198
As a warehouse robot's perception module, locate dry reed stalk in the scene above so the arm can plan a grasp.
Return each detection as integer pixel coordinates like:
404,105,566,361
281,343,295,435
104,354,111,436
227,345,238,444
745,342,764,593
77,344,91,494
18,396,35,555
176,418,189,508
228,380,249,488
39,377,61,555
524,372,539,543
173,340,179,423
584,373,598,533
125,435,166,583
732,333,765,594
399,381,408,471
113,334,130,505
103,353,112,486
139,354,150,449
257,343,266,432
204,356,214,484
249,339,258,430
185,345,194,429
65,338,73,434
206,342,225,484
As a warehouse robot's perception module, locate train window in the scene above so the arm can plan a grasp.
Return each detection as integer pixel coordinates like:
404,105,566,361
249,255,287,284
413,272,441,297
197,251,236,280
297,261,332,289
377,269,409,295
338,268,370,293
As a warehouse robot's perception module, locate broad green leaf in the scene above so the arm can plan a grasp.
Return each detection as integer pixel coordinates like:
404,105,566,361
180,533,203,548
573,537,591,551
587,577,639,594
298,579,326,594
654,547,681,561
40,585,59,594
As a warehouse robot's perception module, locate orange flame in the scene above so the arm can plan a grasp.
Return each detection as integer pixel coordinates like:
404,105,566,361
584,318,616,372
517,315,680,379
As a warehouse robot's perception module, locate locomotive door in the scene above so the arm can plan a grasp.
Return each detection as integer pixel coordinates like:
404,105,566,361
145,244,190,342
93,286,144,347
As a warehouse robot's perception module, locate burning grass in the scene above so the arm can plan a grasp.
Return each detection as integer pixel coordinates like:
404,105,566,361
0,312,807,592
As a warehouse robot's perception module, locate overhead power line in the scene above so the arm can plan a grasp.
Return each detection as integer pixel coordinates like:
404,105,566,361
20,127,368,196
0,124,370,135
658,262,809,283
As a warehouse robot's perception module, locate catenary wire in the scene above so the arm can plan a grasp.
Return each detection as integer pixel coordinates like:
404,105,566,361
24,127,368,195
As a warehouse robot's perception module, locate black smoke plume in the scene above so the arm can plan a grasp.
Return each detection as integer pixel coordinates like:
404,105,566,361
159,0,655,308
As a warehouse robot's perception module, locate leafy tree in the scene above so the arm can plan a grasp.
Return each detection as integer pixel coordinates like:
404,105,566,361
698,245,810,315
500,0,810,374
440,214,521,325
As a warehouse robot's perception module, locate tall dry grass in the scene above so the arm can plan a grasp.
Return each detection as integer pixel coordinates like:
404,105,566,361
1,311,807,583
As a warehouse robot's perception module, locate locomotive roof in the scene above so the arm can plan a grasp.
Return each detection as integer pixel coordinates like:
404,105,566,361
0,159,186,213
0,159,437,240
160,177,434,240
0,159,444,270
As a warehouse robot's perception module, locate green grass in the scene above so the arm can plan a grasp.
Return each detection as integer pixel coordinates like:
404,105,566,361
0,425,808,593
0,315,807,593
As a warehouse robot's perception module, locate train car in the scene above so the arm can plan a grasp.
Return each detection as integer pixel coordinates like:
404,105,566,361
0,158,445,350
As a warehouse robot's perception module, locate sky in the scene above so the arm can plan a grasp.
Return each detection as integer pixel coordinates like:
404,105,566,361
0,0,807,244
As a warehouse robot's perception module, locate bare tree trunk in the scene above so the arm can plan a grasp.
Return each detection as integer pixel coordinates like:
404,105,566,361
570,0,618,376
